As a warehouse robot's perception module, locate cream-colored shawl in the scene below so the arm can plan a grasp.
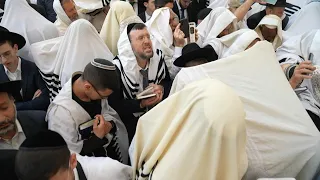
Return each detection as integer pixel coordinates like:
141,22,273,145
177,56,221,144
133,79,248,180
255,14,283,50
99,1,139,56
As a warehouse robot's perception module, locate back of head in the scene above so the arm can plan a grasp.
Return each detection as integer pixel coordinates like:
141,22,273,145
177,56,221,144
197,8,212,22
15,130,70,180
82,58,120,91
155,0,173,8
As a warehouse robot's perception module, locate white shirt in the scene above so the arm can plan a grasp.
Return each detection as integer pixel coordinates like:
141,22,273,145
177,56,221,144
4,57,22,81
175,0,188,19
145,11,151,22
0,120,26,150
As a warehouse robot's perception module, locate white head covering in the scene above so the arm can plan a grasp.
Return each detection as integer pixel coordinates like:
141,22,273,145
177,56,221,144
74,0,109,12
0,0,59,61
133,79,248,180
53,0,72,25
170,41,320,179
197,7,237,47
114,25,167,100
100,1,140,56
145,7,174,57
220,29,260,58
255,14,283,49
208,0,229,9
31,19,113,100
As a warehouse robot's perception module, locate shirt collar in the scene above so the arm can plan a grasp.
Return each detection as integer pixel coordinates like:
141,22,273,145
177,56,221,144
15,119,23,133
145,11,151,21
4,57,21,74
138,61,149,71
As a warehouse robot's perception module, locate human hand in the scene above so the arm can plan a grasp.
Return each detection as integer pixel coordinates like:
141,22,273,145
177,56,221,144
32,89,42,100
93,115,112,139
174,23,186,47
195,28,199,42
290,61,316,88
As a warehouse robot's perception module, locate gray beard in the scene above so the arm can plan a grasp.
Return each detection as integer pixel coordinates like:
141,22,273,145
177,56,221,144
0,105,17,136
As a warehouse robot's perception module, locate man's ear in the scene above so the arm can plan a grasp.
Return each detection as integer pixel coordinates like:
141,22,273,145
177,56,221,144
13,44,19,54
70,153,77,169
144,2,148,7
265,7,273,15
83,82,92,90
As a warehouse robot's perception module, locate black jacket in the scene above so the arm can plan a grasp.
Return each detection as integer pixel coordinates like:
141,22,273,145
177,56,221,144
138,12,146,23
0,58,50,111
172,0,206,23
37,0,57,22
247,10,289,30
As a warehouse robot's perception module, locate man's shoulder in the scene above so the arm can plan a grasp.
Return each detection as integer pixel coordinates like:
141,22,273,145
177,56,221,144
17,110,48,136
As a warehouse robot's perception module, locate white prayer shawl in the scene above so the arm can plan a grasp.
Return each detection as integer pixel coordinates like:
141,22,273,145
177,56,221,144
47,79,129,164
197,7,237,47
113,25,167,100
208,0,229,9
0,0,59,62
285,2,320,36
170,41,320,179
31,19,114,100
100,1,138,56
255,15,283,50
133,79,248,180
276,30,320,118
220,29,260,58
53,0,91,36
145,8,180,79
30,36,63,99
76,154,132,180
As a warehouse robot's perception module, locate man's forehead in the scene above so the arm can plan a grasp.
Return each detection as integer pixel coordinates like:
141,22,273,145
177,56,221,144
0,43,13,54
0,92,10,103
131,28,149,36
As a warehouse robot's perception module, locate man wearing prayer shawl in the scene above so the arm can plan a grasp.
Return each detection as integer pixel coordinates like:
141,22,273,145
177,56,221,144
30,19,114,101
109,23,171,142
247,0,289,30
145,7,188,78
47,59,129,165
53,0,91,36
169,41,320,179
204,29,261,59
276,30,320,131
255,14,283,50
100,1,143,56
132,79,248,180
15,130,132,180
0,81,47,150
285,1,320,35
0,0,59,62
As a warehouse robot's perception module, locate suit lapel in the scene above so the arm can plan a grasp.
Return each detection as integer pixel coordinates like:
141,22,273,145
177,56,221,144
0,65,10,82
20,59,28,99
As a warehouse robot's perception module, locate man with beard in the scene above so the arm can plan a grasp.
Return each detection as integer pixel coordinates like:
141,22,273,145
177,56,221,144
110,23,172,141
0,80,47,150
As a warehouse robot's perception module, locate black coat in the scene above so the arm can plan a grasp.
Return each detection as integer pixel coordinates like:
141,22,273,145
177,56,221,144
138,12,146,23
37,0,57,22
0,58,50,111
172,0,206,23
247,10,289,30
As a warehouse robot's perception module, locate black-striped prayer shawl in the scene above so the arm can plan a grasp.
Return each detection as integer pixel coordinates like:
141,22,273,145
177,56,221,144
114,49,167,100
39,71,61,101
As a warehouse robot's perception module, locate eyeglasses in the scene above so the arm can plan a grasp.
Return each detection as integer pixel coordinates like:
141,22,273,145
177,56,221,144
90,83,108,99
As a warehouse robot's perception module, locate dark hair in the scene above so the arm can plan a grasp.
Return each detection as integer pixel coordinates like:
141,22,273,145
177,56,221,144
197,8,212,22
0,0,5,10
0,40,14,47
155,0,174,8
15,147,70,180
127,23,147,42
82,59,120,91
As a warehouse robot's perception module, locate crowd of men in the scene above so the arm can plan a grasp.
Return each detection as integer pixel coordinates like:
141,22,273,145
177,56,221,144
0,0,320,179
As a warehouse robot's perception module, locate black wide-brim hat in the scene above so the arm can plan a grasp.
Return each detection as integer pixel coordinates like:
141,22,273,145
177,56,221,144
263,0,286,7
174,43,213,67
0,26,26,50
0,80,21,96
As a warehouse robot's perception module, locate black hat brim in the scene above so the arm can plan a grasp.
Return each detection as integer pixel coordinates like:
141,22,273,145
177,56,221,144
0,81,21,95
0,31,26,50
174,48,213,67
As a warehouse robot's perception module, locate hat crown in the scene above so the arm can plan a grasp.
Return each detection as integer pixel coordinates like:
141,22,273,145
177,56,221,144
0,26,9,33
182,43,201,55
267,0,286,7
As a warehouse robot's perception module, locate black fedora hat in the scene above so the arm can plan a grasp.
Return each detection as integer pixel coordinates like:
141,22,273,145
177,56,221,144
264,0,286,7
0,80,21,96
174,43,213,67
0,26,26,49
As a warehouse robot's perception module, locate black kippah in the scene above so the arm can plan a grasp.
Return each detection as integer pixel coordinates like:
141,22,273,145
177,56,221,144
127,23,139,35
19,130,67,150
